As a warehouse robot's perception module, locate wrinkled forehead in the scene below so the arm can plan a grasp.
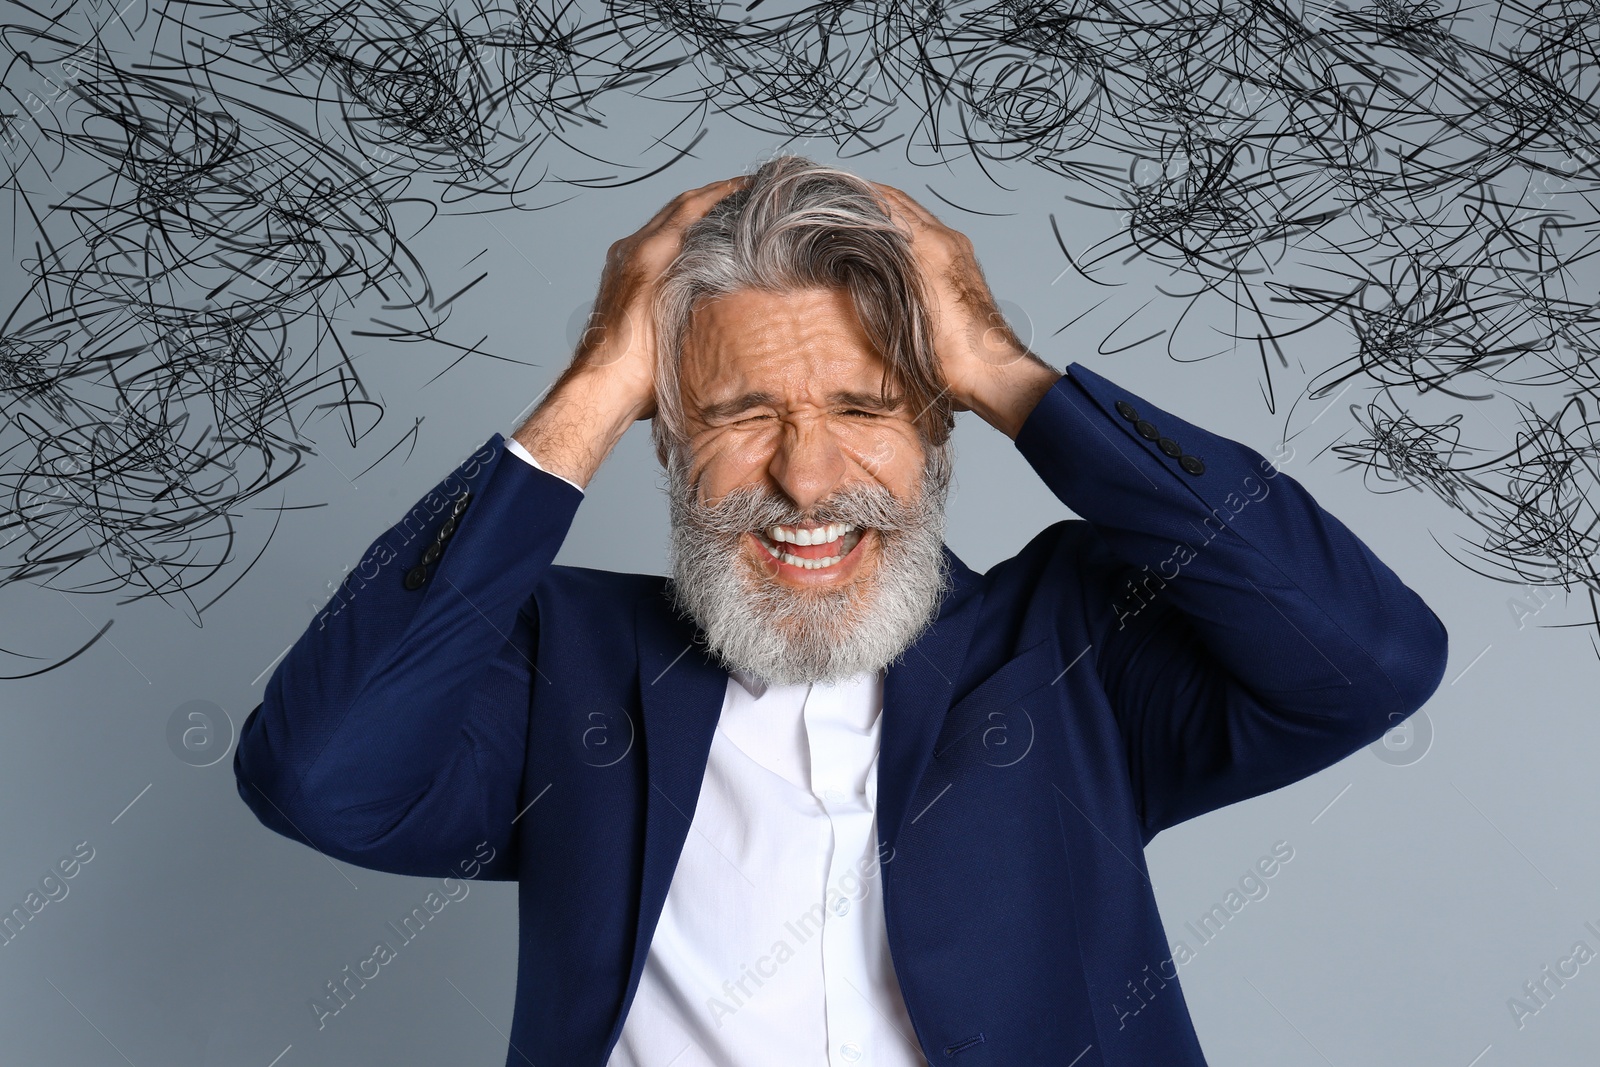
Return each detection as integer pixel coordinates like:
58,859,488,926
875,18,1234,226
678,286,902,416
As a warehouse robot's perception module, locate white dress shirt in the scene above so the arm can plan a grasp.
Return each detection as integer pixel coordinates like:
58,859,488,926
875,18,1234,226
502,437,928,1066
505,436,583,491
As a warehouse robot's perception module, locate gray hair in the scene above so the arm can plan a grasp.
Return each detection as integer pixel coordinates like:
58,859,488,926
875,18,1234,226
649,153,955,467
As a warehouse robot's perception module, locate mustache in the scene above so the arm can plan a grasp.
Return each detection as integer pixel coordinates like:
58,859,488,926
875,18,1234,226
663,444,954,685
679,479,927,537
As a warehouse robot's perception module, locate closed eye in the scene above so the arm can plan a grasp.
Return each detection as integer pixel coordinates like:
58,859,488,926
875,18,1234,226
840,409,881,418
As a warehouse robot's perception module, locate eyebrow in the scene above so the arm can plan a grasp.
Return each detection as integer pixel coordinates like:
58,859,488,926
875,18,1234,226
696,388,906,422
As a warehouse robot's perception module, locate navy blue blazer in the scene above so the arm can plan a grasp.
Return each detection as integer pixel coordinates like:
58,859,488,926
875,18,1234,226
235,363,1449,1065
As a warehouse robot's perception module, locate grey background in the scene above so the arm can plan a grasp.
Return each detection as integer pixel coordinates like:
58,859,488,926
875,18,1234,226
3,27,1598,1067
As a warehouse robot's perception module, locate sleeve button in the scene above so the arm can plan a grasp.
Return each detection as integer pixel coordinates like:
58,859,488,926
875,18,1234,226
1179,454,1206,475
438,517,457,540
403,565,430,590
1115,400,1138,421
451,493,471,516
1158,436,1183,457
422,543,442,565
1135,419,1159,440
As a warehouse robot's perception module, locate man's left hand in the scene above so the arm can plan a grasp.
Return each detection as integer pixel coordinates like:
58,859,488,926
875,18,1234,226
870,182,1062,439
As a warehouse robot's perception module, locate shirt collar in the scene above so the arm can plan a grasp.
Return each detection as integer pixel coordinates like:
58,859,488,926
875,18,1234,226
728,667,887,702
728,668,770,700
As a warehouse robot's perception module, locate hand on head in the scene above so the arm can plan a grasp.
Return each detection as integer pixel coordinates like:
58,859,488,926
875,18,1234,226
572,175,755,423
864,180,1059,435
511,174,750,488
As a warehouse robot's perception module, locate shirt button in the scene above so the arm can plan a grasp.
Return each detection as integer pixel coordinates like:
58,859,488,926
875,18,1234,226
840,1043,862,1062
831,896,851,917
823,787,845,804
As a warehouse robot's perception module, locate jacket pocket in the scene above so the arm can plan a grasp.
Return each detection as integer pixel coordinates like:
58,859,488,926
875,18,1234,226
932,638,1064,760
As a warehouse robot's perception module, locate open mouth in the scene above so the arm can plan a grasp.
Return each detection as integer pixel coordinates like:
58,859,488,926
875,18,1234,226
752,522,866,571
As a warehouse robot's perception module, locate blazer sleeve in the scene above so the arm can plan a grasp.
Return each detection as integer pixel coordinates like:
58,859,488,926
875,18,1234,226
233,433,584,878
1013,363,1450,841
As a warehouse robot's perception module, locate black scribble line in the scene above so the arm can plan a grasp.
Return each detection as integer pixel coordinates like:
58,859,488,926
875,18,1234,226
0,0,1598,672
0,5,512,671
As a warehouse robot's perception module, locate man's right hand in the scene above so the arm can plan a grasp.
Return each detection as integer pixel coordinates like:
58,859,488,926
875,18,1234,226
512,175,751,489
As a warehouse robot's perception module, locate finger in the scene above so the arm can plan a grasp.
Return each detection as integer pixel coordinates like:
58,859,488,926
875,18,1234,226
672,174,752,213
870,181,937,226
866,180,911,217
672,174,752,220
643,175,752,237
639,176,748,232
874,193,940,249
694,173,753,196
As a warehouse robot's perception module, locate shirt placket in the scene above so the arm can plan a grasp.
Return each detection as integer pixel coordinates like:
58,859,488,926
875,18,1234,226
803,677,881,1066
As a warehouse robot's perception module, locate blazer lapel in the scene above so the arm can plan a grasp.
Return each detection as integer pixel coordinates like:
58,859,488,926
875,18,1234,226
876,546,988,845
626,590,730,1006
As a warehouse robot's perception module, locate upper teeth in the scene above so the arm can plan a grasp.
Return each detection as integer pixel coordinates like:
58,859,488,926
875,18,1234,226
766,523,855,546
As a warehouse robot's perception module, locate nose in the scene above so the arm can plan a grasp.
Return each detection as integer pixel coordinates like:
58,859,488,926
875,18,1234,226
767,415,847,514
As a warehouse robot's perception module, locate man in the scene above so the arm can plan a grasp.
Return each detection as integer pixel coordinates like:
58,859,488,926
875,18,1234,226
235,155,1449,1066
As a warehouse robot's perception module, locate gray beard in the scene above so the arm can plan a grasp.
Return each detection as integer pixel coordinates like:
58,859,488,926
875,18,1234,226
665,445,954,687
